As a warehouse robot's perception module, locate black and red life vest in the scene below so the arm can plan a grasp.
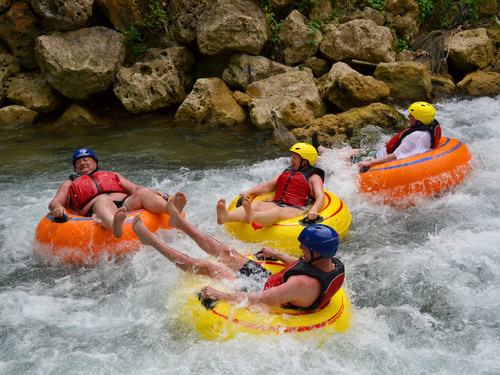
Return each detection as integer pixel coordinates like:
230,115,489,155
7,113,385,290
264,258,345,311
68,170,126,211
385,119,441,154
273,166,325,207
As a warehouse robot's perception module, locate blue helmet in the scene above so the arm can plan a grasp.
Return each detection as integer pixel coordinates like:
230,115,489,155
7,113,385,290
298,224,339,258
72,148,98,166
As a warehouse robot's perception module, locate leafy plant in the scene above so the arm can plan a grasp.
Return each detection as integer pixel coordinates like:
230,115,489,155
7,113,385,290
394,38,410,53
122,1,173,57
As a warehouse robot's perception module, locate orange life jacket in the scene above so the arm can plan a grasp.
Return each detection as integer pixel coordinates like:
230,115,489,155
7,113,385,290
69,170,126,211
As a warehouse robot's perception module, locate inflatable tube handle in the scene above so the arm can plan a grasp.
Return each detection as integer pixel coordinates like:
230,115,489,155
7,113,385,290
197,291,218,310
235,196,243,207
299,215,324,226
52,213,70,223
359,166,370,174
253,250,278,262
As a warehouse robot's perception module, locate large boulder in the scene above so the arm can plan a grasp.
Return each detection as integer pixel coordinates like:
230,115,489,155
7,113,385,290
35,26,126,100
174,78,247,126
0,53,20,106
6,72,61,113
445,28,494,74
456,71,500,96
114,55,186,113
0,105,38,128
0,2,43,69
384,0,420,45
319,19,396,64
316,62,390,111
96,0,142,31
280,10,322,65
222,53,299,91
30,0,94,31
245,69,326,129
374,61,433,101
197,0,269,56
50,104,111,128
291,103,406,146
0,0,13,12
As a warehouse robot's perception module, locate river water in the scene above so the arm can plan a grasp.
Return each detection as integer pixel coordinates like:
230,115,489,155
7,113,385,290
1,96,499,374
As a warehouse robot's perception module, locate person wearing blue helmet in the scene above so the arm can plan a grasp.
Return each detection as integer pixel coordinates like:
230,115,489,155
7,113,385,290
49,148,184,238
132,196,345,311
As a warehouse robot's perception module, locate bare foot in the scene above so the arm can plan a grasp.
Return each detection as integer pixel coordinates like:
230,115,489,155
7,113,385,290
216,199,228,225
111,207,128,238
132,214,158,247
173,191,187,212
242,195,252,224
165,197,183,228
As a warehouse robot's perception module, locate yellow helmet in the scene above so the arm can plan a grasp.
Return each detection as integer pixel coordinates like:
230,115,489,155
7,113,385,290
408,101,436,125
290,142,318,166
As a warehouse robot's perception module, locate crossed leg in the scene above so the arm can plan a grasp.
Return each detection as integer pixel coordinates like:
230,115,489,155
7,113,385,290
133,196,248,279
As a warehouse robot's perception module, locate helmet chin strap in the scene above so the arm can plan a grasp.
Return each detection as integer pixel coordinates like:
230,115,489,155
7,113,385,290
305,251,324,265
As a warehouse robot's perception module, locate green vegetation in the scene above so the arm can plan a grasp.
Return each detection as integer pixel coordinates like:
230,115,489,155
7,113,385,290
123,1,173,57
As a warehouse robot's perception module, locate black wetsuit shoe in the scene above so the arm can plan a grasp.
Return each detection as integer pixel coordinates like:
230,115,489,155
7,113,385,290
312,131,320,152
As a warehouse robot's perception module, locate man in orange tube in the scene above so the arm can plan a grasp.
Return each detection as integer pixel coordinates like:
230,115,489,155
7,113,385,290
49,148,183,238
133,195,344,310
315,102,441,171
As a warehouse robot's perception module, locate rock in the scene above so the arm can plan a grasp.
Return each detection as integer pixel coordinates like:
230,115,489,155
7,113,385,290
6,72,61,113
457,71,500,96
222,53,299,91
384,0,420,45
233,90,252,107
309,0,333,20
431,75,456,98
0,105,38,128
374,61,433,101
319,19,396,64
51,104,111,128
174,77,247,126
96,0,142,31
316,62,390,111
30,0,94,31
168,0,211,44
362,7,385,26
143,46,196,92
305,56,330,77
280,10,322,65
114,55,186,113
197,0,269,56
291,103,405,146
0,53,20,106
0,2,43,69
445,28,494,74
35,26,126,100
245,69,325,129
396,49,414,61
0,0,12,13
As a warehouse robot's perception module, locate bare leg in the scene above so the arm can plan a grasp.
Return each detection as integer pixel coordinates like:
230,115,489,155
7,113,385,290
125,189,186,214
168,198,248,271
250,205,302,226
132,215,235,279
111,207,128,238
242,195,252,224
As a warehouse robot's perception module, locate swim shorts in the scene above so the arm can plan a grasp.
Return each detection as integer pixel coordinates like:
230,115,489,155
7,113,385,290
82,196,129,217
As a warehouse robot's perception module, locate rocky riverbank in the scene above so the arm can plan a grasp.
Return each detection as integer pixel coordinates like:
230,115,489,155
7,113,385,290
0,0,498,146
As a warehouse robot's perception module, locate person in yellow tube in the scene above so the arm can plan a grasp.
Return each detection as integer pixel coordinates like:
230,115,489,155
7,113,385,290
216,142,325,227
133,195,344,310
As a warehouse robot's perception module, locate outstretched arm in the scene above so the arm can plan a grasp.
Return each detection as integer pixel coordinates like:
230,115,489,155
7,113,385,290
256,246,297,265
358,153,396,170
201,276,311,307
49,180,72,218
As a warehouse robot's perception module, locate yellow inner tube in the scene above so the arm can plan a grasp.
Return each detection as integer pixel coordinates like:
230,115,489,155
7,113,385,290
224,190,351,256
168,256,351,340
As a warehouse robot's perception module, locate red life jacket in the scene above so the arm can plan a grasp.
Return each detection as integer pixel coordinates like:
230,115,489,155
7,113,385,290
273,166,325,207
264,258,345,311
385,119,442,154
69,170,126,211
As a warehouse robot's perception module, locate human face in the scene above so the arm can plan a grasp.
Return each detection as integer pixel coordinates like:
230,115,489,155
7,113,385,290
290,152,303,171
300,243,312,262
408,113,417,127
74,156,97,175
